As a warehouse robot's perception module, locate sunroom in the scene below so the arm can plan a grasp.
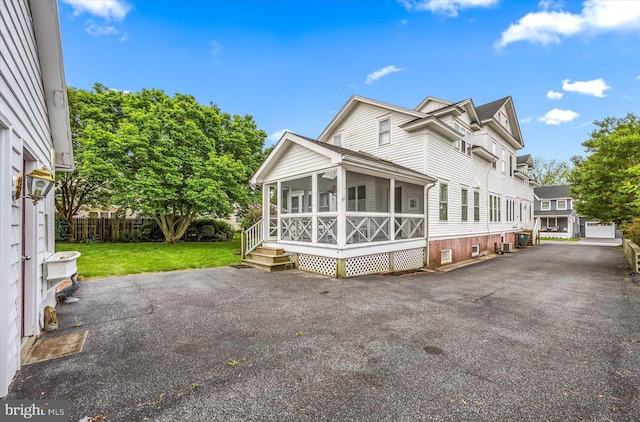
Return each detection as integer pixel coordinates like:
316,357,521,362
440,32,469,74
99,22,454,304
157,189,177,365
246,132,436,278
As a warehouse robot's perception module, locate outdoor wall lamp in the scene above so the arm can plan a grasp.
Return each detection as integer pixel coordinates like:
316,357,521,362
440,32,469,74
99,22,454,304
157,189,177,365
14,166,55,205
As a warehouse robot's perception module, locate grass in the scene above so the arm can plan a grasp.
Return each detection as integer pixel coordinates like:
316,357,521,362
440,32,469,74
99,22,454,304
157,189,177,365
540,237,580,241
56,235,241,280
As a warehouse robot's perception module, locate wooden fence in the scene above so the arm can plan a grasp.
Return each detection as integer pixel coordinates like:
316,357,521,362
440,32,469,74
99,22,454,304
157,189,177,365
71,217,147,242
623,238,640,272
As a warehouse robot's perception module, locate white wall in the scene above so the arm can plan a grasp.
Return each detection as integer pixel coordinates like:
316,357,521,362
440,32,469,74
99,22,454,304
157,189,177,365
0,0,57,398
325,100,534,242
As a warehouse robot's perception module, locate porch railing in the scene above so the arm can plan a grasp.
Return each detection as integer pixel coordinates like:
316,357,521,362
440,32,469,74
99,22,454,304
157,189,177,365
532,217,541,246
242,219,264,258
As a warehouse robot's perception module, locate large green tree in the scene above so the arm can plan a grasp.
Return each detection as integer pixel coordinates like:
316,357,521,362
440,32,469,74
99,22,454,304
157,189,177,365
56,84,122,241
109,89,266,243
530,156,572,186
570,113,640,227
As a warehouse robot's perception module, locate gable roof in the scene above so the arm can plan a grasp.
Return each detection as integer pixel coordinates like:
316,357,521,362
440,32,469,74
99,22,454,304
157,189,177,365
476,96,510,121
475,96,524,149
252,132,437,185
318,95,426,142
534,185,571,199
517,154,533,167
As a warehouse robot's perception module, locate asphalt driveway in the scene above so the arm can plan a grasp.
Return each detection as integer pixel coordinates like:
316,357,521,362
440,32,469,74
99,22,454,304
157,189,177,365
8,243,640,421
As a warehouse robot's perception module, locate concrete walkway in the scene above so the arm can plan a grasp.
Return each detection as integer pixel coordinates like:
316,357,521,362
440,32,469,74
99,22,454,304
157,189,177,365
8,243,640,421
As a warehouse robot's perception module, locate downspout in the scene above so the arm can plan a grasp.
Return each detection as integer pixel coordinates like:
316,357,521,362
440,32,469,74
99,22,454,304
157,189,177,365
425,181,437,268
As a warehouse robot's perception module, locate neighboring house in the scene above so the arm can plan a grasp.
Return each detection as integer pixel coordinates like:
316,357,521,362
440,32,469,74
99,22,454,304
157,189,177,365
248,94,536,277
1,0,74,397
534,185,618,239
534,185,580,238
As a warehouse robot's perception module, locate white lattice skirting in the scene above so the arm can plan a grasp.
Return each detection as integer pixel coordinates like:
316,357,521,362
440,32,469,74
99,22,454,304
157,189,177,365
297,254,338,277
297,248,425,278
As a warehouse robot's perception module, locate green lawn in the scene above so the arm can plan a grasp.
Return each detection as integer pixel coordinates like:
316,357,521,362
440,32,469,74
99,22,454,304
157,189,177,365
540,237,580,241
56,236,242,280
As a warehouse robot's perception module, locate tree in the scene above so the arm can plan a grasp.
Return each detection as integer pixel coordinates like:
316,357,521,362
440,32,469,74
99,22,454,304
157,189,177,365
569,113,640,227
530,156,572,186
109,89,266,243
55,85,122,241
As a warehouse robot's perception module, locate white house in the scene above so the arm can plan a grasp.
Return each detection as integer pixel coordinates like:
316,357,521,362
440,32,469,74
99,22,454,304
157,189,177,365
247,94,536,277
1,0,74,397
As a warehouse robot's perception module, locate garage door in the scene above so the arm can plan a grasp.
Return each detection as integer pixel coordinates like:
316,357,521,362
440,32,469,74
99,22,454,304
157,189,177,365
585,222,615,238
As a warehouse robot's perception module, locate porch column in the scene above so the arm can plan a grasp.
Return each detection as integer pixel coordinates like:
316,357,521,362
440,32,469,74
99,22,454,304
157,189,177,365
312,172,318,244
389,178,395,241
336,166,346,248
276,180,282,242
262,184,269,241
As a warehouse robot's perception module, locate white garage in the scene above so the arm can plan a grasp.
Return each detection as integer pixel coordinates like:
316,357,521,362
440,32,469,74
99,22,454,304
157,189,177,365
585,222,616,239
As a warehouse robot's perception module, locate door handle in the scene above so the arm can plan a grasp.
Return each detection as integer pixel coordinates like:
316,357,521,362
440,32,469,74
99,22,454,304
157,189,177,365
22,255,31,261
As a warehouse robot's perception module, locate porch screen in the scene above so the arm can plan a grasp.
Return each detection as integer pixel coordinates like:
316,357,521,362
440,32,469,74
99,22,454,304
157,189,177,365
281,176,312,214
394,181,424,214
317,170,338,212
346,171,389,212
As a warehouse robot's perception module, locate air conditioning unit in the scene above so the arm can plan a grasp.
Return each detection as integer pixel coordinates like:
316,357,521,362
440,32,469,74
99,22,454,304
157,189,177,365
503,243,514,253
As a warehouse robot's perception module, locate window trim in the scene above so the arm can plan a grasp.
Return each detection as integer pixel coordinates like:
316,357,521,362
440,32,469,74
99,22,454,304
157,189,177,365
378,116,391,146
332,133,342,147
461,188,468,222
541,200,550,211
557,199,567,210
473,191,480,222
439,183,448,222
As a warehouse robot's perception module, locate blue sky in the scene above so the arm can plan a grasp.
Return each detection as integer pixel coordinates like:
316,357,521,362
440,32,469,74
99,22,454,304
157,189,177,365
57,0,640,161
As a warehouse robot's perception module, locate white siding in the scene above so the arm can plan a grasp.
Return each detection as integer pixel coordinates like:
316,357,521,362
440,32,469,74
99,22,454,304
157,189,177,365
262,143,332,182
0,0,57,398
332,103,426,173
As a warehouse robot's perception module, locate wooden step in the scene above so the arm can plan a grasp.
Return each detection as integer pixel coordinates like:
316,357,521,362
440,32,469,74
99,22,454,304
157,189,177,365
247,252,291,264
241,258,293,272
256,247,284,256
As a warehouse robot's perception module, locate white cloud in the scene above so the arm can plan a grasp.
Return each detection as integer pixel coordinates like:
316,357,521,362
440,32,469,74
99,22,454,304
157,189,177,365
546,90,564,100
62,0,132,21
636,75,640,80
562,78,610,97
400,0,498,17
497,0,640,48
84,21,118,36
538,108,579,125
365,65,404,85
268,129,290,144
520,116,533,123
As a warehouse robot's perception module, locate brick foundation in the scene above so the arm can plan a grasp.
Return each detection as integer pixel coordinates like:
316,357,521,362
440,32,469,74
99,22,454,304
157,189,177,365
428,232,516,268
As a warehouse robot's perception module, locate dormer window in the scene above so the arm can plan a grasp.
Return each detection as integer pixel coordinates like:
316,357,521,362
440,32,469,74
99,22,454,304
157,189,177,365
332,133,342,147
379,117,390,145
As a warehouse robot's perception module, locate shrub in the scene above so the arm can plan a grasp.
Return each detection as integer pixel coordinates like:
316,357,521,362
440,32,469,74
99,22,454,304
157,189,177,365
187,218,234,242
623,218,640,245
138,219,165,242
55,214,70,241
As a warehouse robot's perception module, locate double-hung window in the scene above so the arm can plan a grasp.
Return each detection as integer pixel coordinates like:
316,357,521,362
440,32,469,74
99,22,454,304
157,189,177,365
379,118,390,145
439,183,448,221
473,191,480,222
347,185,366,211
461,188,468,222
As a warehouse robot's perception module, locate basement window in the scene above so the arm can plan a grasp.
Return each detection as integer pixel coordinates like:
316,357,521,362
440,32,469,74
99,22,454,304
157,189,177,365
441,249,452,264
472,244,480,257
